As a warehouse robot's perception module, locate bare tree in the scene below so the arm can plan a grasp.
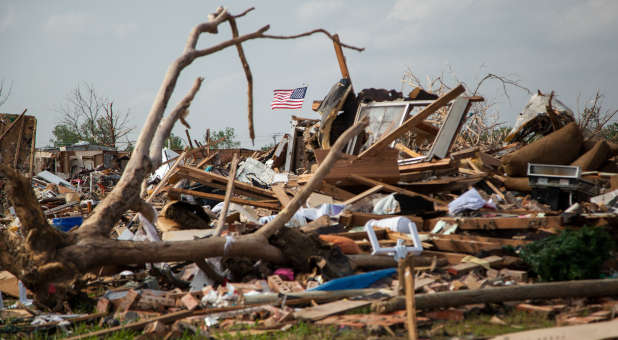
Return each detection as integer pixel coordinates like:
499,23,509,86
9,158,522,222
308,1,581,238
54,83,132,147
577,90,618,138
401,68,530,148
0,6,364,310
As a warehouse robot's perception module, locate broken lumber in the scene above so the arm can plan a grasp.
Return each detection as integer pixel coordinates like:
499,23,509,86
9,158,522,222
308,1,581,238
294,299,371,321
214,153,239,236
271,184,292,207
176,165,275,200
404,265,418,340
343,185,384,205
372,278,618,313
447,255,502,275
166,187,280,209
398,158,454,173
351,174,447,205
316,181,356,201
395,143,422,158
425,216,562,230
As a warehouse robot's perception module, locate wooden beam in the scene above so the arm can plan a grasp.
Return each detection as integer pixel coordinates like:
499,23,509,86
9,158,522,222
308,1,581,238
421,233,529,247
350,174,447,205
395,143,422,158
332,34,350,79
374,278,618,312
317,181,356,201
13,115,26,169
214,153,239,237
271,184,292,207
399,158,454,173
166,187,280,209
425,216,563,230
431,238,502,254
195,151,218,169
294,299,371,321
465,158,507,202
146,151,188,201
185,129,194,149
181,177,267,201
420,250,468,265
359,85,465,158
176,165,275,199
343,185,384,205
404,264,418,340
447,255,503,276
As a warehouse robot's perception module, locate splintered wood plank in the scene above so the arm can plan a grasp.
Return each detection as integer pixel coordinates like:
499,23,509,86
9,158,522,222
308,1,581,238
350,174,447,205
425,216,562,230
146,151,187,201
332,34,350,79
293,299,371,321
176,165,275,199
447,256,503,276
399,158,454,173
195,151,218,169
404,266,418,340
343,185,384,205
395,143,422,158
359,85,465,158
317,182,356,201
214,153,239,236
431,238,502,254
166,187,280,209
271,184,292,207
422,233,529,247
421,250,468,265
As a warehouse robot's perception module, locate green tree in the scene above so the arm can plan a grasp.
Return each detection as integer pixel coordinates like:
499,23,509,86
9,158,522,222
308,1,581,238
51,124,81,146
164,132,184,150
601,122,618,143
51,83,133,148
205,127,240,149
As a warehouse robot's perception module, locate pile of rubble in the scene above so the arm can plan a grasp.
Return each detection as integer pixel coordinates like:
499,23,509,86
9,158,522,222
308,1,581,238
1,77,617,339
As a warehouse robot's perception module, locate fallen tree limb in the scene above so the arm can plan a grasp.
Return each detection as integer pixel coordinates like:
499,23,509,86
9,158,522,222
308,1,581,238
372,278,618,313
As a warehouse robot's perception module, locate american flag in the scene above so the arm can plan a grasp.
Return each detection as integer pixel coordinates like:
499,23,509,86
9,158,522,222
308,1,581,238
271,87,307,110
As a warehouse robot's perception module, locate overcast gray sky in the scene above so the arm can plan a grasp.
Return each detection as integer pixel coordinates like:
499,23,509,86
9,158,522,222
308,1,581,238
1,1,617,148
